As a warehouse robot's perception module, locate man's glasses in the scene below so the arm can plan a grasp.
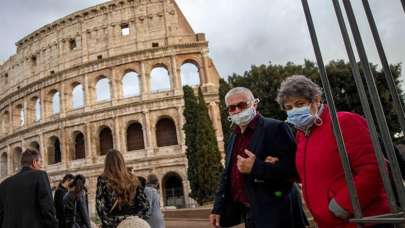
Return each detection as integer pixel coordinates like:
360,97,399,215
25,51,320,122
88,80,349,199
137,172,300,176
226,101,250,112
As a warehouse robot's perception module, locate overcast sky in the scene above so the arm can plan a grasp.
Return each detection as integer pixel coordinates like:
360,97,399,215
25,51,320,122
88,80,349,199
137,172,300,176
1,0,404,88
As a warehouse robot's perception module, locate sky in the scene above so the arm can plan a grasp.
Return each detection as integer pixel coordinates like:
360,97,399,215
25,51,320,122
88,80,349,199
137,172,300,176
0,0,404,88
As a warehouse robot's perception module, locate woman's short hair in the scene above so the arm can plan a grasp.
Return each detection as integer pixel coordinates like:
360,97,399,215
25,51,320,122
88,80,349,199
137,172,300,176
276,75,323,110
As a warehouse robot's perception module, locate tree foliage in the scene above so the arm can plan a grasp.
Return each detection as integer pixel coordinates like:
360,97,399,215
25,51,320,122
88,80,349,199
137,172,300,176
183,86,224,205
219,60,404,143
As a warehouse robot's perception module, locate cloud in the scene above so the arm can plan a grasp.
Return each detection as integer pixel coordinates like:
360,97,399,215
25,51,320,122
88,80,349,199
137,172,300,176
1,0,404,87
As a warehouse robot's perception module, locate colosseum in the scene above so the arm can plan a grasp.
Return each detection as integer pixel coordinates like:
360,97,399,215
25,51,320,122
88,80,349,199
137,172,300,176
0,0,224,216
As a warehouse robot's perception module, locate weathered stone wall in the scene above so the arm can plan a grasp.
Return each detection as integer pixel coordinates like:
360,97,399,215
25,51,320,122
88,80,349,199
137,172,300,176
0,0,224,217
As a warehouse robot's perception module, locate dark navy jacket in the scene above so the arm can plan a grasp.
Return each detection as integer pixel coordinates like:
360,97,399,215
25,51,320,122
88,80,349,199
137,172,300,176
212,115,307,228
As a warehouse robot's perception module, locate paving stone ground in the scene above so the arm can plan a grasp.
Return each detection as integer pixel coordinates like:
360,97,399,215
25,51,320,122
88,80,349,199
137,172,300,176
166,219,244,228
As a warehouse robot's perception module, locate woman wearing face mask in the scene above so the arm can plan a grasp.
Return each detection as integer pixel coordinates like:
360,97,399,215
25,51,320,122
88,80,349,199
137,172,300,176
275,75,390,228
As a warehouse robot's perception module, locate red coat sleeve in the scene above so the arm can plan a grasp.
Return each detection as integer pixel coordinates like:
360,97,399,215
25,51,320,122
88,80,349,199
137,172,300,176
333,112,384,214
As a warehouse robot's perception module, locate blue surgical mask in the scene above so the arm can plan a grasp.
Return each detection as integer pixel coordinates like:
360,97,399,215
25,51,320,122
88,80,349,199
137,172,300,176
286,106,316,130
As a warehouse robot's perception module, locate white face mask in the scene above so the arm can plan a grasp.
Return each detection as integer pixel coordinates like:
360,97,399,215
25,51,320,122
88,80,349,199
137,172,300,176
228,106,257,126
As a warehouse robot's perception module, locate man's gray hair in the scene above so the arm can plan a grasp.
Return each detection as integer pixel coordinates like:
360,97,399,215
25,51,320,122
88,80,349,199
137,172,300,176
276,75,323,110
225,87,255,105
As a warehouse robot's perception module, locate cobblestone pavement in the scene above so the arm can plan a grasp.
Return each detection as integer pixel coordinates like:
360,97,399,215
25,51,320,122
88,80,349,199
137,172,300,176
166,219,244,228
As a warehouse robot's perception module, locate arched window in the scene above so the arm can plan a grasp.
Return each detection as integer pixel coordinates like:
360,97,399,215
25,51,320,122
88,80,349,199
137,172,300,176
35,98,41,121
181,63,200,86
30,141,40,152
150,67,171,92
96,78,111,102
1,153,8,177
156,118,178,147
99,127,113,155
19,106,25,127
163,172,185,208
74,132,85,160
48,136,61,165
122,71,140,98
52,91,60,114
13,147,22,172
126,122,144,151
72,84,84,109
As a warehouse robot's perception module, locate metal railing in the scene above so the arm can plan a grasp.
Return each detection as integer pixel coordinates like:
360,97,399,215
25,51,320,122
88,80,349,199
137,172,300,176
300,0,405,227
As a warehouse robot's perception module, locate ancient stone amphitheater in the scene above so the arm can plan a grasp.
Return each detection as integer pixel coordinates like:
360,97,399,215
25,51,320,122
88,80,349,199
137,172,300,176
0,0,223,216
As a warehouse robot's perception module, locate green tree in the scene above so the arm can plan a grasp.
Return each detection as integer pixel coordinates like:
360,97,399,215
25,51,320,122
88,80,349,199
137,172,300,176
182,86,224,205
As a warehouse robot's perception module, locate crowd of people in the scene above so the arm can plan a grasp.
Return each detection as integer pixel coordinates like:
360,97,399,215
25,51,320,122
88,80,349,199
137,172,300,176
0,148,164,228
0,74,400,228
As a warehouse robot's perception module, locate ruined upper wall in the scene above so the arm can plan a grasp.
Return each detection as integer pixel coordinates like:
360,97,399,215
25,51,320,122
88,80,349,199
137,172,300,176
0,0,204,95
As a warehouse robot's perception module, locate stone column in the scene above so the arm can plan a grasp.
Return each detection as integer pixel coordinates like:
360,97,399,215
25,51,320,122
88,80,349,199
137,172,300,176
40,89,46,122
113,116,123,152
143,111,154,157
176,106,185,146
40,133,47,169
60,83,66,118
84,74,92,111
111,68,120,105
9,104,13,134
171,55,181,93
85,123,96,163
140,62,149,100
201,50,210,85
7,145,12,176
60,127,70,168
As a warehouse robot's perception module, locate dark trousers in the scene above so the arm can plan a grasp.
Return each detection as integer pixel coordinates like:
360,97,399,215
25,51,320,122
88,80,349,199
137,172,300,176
236,202,255,228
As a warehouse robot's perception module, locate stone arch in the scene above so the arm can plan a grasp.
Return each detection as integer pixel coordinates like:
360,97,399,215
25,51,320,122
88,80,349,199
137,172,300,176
95,76,111,102
73,131,86,160
155,117,178,147
162,171,185,208
48,136,61,165
72,82,84,109
98,126,113,155
122,70,141,98
30,141,40,152
150,65,171,92
13,147,23,172
1,153,8,177
126,121,144,151
180,60,201,86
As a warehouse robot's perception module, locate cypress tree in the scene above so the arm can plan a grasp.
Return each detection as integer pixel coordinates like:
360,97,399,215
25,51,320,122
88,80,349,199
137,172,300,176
182,86,224,205
182,85,199,204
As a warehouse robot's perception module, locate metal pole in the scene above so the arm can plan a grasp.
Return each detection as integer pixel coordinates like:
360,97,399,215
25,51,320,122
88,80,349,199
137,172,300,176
331,0,398,213
362,0,405,136
342,0,405,210
301,0,363,223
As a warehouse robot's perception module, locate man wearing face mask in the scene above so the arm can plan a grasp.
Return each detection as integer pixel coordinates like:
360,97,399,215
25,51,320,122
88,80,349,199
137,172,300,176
275,75,390,228
0,149,58,228
209,87,307,228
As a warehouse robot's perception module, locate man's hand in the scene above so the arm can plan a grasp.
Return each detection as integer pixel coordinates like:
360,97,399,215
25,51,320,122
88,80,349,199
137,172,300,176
237,149,256,174
264,156,279,164
209,214,221,228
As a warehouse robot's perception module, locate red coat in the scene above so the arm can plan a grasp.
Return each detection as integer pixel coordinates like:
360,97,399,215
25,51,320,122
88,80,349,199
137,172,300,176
295,105,390,228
